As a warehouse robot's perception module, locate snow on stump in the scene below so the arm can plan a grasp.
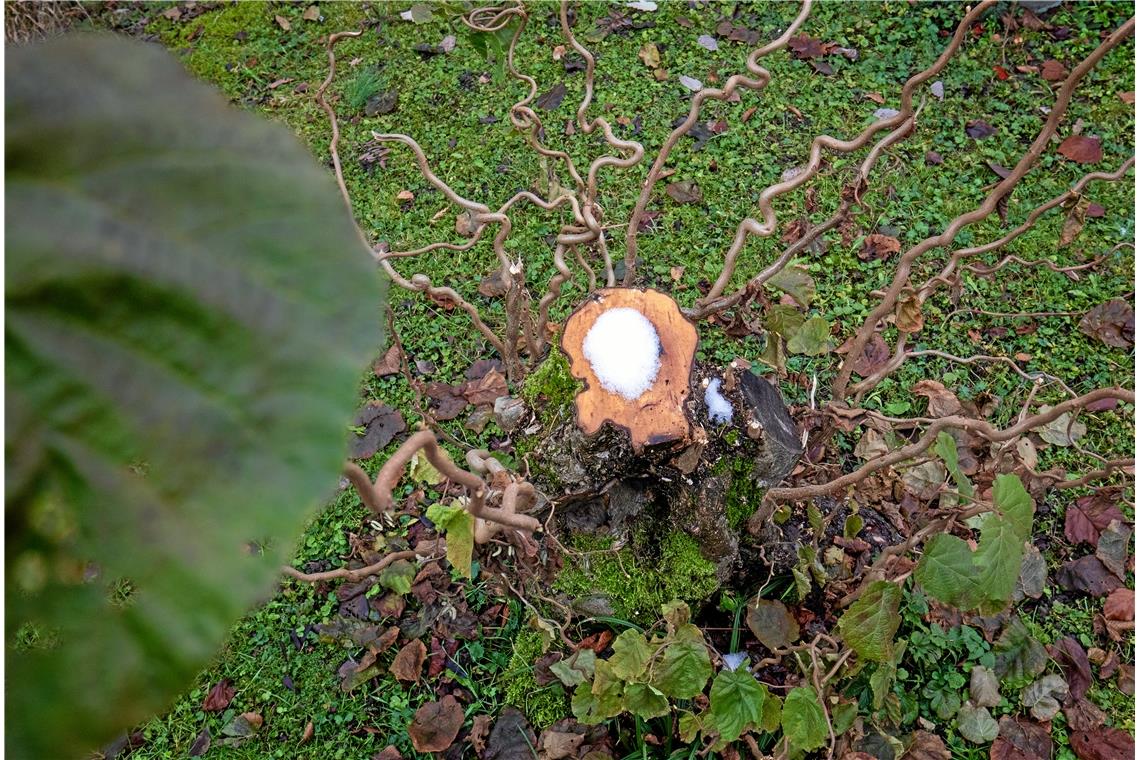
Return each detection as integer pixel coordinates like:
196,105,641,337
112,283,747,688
562,288,697,451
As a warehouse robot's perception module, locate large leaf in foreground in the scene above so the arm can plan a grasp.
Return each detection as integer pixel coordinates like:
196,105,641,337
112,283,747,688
6,35,380,759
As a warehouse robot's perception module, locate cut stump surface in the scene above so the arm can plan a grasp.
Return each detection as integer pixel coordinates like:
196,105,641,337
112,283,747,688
561,288,698,451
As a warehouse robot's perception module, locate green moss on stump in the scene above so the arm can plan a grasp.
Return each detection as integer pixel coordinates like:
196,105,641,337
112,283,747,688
554,532,718,623
500,629,569,729
522,350,580,426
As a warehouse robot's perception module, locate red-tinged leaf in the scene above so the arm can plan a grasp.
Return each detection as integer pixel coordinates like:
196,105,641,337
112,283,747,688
1040,59,1067,81
407,695,464,752
1065,493,1127,545
1085,203,1106,218
202,679,235,712
1118,91,1134,105
389,639,426,682
1064,698,1107,732
846,333,891,378
1070,725,1135,760
990,716,1052,760
1078,299,1134,348
1103,588,1134,621
987,161,1012,179
462,368,508,407
859,233,901,262
1057,556,1123,597
1047,636,1092,700
787,33,827,59
189,728,210,757
666,180,703,204
911,379,963,417
965,119,996,139
577,629,615,654
993,65,1010,80
925,150,944,165
902,729,949,759
1085,396,1117,411
1058,135,1103,164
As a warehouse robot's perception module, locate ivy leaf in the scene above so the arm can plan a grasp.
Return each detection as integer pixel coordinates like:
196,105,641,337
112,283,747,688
993,617,1048,686
787,317,834,356
624,682,670,719
781,686,828,752
915,534,983,609
766,264,816,308
6,35,381,758
609,628,652,681
653,639,712,698
837,581,902,662
709,669,767,742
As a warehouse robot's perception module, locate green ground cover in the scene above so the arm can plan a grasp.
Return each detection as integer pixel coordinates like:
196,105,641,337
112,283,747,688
75,1,1135,757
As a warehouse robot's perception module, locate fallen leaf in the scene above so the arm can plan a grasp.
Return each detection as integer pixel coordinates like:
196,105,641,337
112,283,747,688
389,639,426,682
873,107,900,119
846,333,891,378
462,368,508,407
161,7,183,21
987,161,1012,179
957,703,998,744
1078,299,1134,348
1021,674,1067,720
300,720,314,745
1033,407,1087,446
1103,588,1133,621
666,180,703,204
1057,555,1123,597
1095,520,1130,581
930,80,945,100
925,151,944,165
1058,135,1104,164
535,82,567,110
373,746,403,760
787,33,828,59
540,730,584,759
1070,725,1135,760
970,666,1001,708
990,716,1053,760
408,695,464,752
638,42,660,68
895,294,924,333
267,77,295,90
1040,59,1067,81
349,403,406,459
1064,698,1107,732
189,728,210,756
1065,492,1127,545
865,91,885,104
274,14,291,31
678,74,702,92
902,729,949,759
697,34,718,51
202,679,235,712
1047,636,1092,700
965,120,996,139
911,380,963,417
1085,203,1106,218
746,599,800,651
1118,91,1135,104
302,5,320,22
485,707,536,760
469,715,493,754
859,233,901,261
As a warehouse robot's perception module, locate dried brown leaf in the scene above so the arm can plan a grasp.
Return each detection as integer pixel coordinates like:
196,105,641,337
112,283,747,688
1058,135,1104,164
389,639,427,682
408,695,464,753
1078,299,1134,348
202,679,235,712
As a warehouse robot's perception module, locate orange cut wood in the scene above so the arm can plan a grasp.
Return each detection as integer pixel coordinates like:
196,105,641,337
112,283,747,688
561,288,697,451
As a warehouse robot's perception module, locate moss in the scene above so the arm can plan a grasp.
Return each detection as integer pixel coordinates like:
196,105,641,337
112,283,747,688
717,455,764,530
554,531,718,624
522,350,580,426
500,629,569,729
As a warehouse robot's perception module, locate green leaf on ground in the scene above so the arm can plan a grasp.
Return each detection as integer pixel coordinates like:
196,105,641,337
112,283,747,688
653,639,712,698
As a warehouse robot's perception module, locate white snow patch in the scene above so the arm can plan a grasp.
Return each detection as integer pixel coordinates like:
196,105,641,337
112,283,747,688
583,307,661,400
704,378,733,424
722,652,748,672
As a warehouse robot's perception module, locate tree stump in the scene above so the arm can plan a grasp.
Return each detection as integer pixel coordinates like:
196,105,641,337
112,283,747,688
530,288,803,582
